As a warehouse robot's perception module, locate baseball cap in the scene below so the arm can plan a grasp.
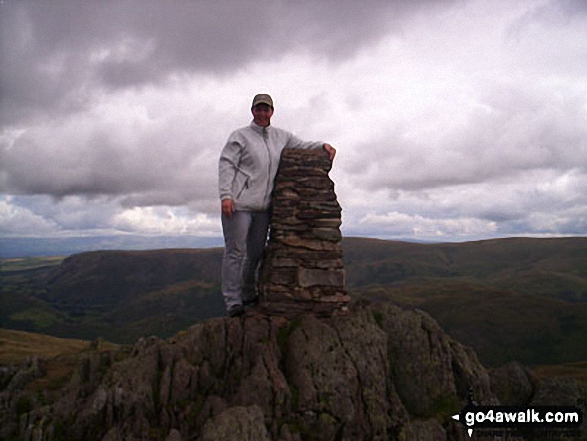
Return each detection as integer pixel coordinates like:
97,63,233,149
252,93,274,108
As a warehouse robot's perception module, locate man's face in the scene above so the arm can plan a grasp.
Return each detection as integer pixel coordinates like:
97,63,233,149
251,104,274,127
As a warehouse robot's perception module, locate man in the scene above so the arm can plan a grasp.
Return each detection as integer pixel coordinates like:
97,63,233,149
218,94,336,317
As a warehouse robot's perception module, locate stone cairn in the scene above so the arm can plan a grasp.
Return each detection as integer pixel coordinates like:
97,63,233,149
258,148,350,317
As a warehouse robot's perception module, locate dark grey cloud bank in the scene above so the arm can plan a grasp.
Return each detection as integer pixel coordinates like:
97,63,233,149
0,0,452,201
0,0,445,124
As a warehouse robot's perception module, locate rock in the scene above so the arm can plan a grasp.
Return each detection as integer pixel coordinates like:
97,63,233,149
489,361,535,405
530,378,587,439
201,405,270,441
375,303,495,416
399,419,446,441
165,428,183,441
259,148,349,317
297,267,345,288
6,356,42,392
330,308,409,438
0,306,499,441
275,310,410,439
530,377,583,405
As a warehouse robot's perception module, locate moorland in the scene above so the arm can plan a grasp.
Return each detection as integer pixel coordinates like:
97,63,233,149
1,236,586,369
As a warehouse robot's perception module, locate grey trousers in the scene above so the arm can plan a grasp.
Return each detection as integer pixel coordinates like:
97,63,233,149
221,210,270,311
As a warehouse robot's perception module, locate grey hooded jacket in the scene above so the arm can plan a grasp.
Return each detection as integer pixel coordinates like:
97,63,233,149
219,121,324,211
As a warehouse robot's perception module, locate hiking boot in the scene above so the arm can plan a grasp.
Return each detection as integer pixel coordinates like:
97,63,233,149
243,296,259,308
228,305,245,318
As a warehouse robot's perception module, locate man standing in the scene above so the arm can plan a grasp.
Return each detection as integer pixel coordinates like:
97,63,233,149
219,94,336,317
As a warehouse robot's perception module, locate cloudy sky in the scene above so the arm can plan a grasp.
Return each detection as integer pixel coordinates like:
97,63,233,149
1,0,586,244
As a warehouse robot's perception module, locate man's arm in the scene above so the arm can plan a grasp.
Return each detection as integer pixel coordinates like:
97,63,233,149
218,139,241,218
284,131,336,161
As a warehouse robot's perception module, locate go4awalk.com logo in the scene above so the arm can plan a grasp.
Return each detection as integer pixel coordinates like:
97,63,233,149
452,404,584,438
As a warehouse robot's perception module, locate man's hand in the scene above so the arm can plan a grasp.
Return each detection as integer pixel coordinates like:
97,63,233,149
221,198,235,218
323,143,336,161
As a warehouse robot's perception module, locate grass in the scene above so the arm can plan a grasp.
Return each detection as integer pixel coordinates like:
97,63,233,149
1,328,121,400
15,395,33,417
426,395,463,421
531,361,587,385
0,256,65,273
0,328,115,365
27,357,78,392
9,308,61,329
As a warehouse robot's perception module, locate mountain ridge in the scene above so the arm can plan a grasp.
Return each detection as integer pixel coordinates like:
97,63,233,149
2,237,586,366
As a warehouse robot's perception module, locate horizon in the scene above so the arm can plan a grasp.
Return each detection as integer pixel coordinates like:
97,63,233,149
1,233,586,259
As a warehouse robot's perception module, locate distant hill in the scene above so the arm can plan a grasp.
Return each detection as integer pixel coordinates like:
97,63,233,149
0,235,224,258
1,237,586,367
342,237,587,366
343,236,587,302
0,249,225,343
0,328,94,365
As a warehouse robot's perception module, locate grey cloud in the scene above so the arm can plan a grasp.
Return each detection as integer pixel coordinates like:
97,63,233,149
436,172,586,235
525,0,587,22
1,194,220,238
505,0,587,42
0,0,454,206
2,195,119,234
342,174,587,240
1,0,451,124
1,124,217,209
344,84,587,193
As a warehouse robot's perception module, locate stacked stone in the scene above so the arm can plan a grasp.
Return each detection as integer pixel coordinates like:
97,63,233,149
259,148,350,317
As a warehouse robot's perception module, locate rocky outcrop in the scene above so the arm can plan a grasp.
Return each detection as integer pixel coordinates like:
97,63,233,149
489,361,587,408
1,304,499,440
259,148,349,317
202,406,270,441
488,361,536,406
2,356,43,393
